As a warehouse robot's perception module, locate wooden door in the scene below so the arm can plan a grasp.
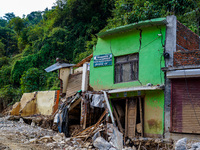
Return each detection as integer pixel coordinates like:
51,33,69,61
127,98,137,138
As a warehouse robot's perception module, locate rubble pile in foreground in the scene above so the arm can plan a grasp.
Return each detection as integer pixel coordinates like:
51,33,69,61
0,116,174,150
1,115,200,150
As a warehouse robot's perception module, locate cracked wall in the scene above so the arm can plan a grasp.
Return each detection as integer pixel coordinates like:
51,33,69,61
90,25,166,90
90,24,166,137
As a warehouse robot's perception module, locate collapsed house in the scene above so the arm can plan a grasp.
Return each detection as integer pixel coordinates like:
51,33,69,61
10,91,60,117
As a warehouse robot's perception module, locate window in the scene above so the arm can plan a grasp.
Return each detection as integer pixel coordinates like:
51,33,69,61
115,53,138,83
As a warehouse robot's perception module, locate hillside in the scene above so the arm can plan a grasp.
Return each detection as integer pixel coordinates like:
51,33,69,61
0,0,199,108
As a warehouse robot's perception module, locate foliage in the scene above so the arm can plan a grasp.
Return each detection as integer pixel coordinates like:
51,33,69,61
0,65,12,87
3,13,15,21
105,0,198,31
0,0,199,109
0,85,22,106
0,56,9,67
0,26,19,56
20,68,46,93
9,17,25,36
0,18,7,27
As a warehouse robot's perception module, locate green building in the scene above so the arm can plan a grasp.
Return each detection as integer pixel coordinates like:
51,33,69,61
90,17,167,138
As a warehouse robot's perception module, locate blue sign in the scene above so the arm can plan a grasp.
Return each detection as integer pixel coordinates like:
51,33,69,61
93,53,112,67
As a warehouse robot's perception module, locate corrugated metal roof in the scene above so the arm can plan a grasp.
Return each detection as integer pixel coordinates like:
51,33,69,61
45,63,74,72
97,18,167,38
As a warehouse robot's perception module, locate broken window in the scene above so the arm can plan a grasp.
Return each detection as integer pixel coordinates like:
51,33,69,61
115,53,139,83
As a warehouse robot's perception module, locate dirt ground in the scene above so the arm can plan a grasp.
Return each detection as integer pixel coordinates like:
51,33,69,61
0,132,49,150
0,116,59,150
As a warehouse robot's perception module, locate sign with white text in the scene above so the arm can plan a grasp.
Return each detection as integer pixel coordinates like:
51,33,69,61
93,53,112,67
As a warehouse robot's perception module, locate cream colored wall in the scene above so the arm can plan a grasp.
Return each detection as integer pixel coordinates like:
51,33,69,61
36,91,55,116
20,92,35,111
60,68,70,94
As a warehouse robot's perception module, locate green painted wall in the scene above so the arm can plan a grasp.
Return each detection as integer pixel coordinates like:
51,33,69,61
110,90,164,136
144,90,164,136
90,25,166,90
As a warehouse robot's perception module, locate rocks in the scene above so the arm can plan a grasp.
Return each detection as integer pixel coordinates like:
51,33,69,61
175,138,187,150
39,135,53,143
53,133,63,143
189,142,200,150
29,138,38,143
93,137,112,150
19,118,24,124
46,142,56,148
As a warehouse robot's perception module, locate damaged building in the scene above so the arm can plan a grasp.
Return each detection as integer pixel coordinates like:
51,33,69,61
9,15,200,146
89,15,200,141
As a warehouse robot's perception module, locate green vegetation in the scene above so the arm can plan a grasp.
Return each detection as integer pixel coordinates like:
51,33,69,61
0,0,199,107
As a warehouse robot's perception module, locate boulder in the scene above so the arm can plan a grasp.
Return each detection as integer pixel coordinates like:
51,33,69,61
175,138,187,150
93,137,111,150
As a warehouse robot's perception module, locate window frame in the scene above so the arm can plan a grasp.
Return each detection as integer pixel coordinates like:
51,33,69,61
114,53,139,84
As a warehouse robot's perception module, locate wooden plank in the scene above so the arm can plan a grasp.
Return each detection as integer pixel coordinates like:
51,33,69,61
128,98,137,138
113,105,124,134
139,97,143,137
125,98,128,138
83,99,87,129
69,98,81,112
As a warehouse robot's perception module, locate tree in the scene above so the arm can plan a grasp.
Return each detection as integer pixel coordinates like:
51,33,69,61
0,27,19,56
26,11,43,25
0,18,7,27
3,12,16,21
20,68,46,93
9,17,25,36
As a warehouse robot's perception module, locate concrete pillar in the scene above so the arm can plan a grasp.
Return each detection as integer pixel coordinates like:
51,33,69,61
81,63,88,92
59,68,70,94
164,15,177,139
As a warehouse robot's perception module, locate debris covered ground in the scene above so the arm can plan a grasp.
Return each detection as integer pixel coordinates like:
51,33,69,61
1,114,200,150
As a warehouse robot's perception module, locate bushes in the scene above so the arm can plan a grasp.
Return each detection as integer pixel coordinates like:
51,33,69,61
20,68,46,93
0,85,22,107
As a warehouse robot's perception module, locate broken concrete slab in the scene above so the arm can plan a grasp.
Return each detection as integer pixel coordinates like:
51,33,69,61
93,136,111,150
175,138,187,150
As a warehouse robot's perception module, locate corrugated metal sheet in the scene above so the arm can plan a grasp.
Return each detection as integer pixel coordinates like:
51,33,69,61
171,78,200,133
45,62,74,72
66,72,82,97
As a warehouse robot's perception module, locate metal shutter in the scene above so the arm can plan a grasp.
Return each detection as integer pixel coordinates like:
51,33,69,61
171,78,200,133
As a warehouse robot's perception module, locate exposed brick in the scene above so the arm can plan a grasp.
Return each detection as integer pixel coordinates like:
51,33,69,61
173,50,200,66
176,21,199,52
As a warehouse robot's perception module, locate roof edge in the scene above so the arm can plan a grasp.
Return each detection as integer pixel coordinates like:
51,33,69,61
97,17,167,38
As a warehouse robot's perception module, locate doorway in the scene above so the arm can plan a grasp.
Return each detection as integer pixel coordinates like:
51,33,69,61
111,96,144,138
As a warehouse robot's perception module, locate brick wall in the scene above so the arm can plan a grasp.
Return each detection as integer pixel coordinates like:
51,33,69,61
174,51,200,66
173,21,200,66
176,21,199,51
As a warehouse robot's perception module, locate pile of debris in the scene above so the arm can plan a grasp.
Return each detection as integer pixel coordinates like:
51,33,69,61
175,138,200,150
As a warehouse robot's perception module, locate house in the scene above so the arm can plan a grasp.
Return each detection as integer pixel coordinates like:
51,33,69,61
163,18,200,140
89,15,200,140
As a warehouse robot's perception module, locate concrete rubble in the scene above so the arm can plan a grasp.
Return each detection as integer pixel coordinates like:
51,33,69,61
2,114,200,150
2,91,200,150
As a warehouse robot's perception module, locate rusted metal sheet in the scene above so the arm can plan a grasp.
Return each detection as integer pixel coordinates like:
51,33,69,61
171,78,200,133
